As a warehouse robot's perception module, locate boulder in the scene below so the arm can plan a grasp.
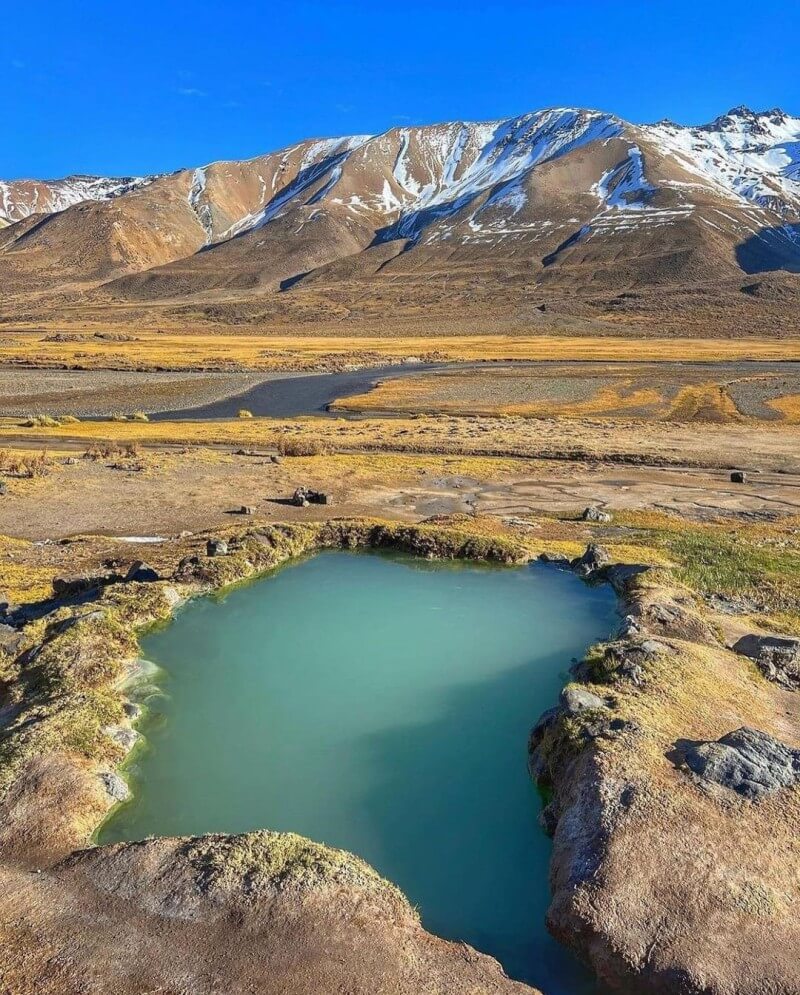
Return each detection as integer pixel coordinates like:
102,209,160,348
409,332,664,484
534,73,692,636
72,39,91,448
239,506,256,516
730,470,747,483
560,686,608,715
571,543,611,577
206,539,229,557
733,633,800,691
292,487,332,507
175,554,201,579
581,506,612,523
0,482,6,496
681,726,800,800
124,561,160,583
538,551,570,564
98,770,130,803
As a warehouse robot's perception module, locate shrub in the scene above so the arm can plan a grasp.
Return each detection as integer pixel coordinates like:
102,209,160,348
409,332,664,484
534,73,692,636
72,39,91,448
238,409,254,419
131,411,149,422
276,435,327,457
23,414,60,428
59,414,81,424
109,412,128,422
84,440,142,461
18,451,51,478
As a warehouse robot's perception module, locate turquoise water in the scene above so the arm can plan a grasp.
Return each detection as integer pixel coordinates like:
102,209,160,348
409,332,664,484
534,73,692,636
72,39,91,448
100,552,616,992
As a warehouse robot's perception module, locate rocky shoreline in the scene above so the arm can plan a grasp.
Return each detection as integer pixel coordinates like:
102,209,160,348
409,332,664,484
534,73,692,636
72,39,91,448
0,517,797,994
530,551,800,994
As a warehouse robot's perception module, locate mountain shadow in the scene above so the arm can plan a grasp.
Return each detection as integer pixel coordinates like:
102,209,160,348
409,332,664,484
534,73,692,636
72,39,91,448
735,225,800,274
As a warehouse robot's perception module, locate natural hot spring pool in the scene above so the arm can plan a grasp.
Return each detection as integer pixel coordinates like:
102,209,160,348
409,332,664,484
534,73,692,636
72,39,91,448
99,551,616,992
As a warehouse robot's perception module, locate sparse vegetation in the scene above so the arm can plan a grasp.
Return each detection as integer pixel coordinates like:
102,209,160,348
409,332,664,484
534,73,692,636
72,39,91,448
238,409,253,418
84,441,143,462
276,434,328,456
0,448,51,477
23,414,61,428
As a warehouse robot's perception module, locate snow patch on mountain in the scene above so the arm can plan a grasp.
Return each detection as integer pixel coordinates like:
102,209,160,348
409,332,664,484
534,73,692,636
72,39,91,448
376,108,623,244
593,146,655,210
642,107,800,215
0,175,152,224
188,168,214,243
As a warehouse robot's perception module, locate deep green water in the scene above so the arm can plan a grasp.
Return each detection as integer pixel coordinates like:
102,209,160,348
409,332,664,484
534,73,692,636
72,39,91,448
100,551,616,993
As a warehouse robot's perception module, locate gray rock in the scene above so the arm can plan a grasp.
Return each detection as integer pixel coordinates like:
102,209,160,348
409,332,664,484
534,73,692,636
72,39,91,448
682,727,800,800
730,470,747,483
733,634,800,691
560,686,608,715
99,771,130,803
103,725,139,752
572,543,611,577
616,615,642,639
539,551,570,564
581,506,612,523
292,486,332,507
640,639,668,656
206,539,229,557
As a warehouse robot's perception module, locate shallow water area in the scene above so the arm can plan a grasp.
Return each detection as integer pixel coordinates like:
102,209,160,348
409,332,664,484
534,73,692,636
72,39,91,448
100,551,616,993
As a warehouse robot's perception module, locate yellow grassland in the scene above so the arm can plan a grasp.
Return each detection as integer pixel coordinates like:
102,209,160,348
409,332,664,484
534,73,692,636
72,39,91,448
2,333,800,371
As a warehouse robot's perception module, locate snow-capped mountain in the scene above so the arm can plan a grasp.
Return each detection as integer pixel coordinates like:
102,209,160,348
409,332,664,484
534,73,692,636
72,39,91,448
1,105,798,306
0,174,153,226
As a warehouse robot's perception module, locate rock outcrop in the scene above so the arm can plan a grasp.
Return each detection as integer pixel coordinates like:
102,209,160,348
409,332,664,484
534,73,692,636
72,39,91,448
529,561,800,995
734,633,800,690
0,831,533,995
680,727,800,800
581,506,613,523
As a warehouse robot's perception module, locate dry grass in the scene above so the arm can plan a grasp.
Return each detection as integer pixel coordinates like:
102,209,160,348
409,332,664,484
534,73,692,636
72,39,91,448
664,384,744,423
2,332,800,373
1,410,799,477
0,448,51,478
767,394,800,423
335,372,782,424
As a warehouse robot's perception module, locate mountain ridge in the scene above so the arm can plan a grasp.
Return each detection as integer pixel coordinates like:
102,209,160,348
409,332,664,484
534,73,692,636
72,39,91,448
1,104,798,328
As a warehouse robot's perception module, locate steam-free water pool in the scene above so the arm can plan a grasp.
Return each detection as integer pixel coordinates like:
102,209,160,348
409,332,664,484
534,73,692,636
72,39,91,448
99,551,616,993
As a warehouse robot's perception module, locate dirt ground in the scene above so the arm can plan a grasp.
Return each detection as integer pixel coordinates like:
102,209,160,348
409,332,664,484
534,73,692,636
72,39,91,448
3,442,800,545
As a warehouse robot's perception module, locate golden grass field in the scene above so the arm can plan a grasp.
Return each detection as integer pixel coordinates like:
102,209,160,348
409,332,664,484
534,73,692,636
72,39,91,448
3,332,800,371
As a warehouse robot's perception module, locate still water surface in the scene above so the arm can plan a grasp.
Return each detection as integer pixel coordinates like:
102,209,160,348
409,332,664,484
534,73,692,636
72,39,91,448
100,552,616,992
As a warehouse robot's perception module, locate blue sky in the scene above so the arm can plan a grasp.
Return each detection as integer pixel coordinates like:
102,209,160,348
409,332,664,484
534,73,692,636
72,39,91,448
5,0,799,179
